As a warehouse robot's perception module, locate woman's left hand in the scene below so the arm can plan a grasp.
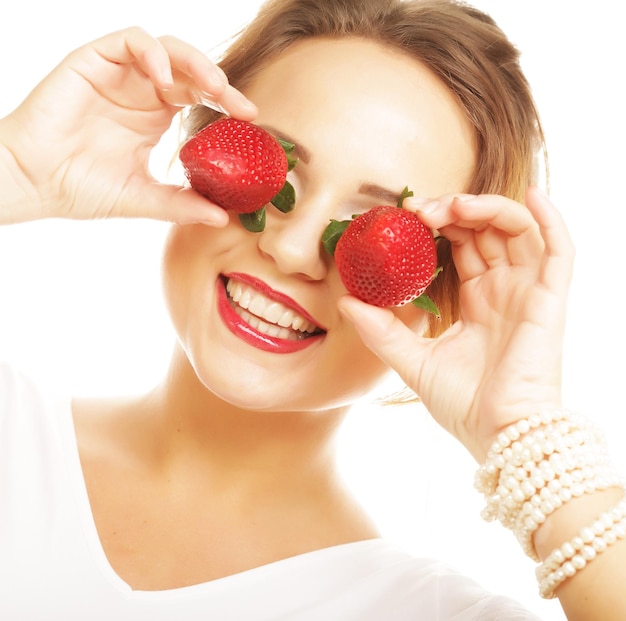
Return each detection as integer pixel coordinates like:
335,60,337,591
338,187,575,462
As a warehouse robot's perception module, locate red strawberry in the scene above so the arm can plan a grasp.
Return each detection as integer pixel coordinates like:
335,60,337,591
322,188,439,312
179,118,296,231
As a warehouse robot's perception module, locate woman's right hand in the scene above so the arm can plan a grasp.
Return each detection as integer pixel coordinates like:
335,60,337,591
0,27,257,225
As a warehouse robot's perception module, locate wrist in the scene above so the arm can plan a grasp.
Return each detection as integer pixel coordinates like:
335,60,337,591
474,409,625,598
534,488,626,599
533,487,625,559
0,117,44,224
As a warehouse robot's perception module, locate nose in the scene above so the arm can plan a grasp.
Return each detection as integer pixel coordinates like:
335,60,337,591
257,195,332,281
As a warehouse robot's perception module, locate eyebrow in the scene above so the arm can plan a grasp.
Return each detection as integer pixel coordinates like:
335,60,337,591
357,183,402,205
261,125,403,205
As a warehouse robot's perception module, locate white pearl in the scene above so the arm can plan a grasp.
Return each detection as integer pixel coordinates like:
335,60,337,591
511,488,525,503
580,527,595,544
562,561,576,577
561,542,576,559
592,538,607,553
604,530,617,545
531,508,546,524
581,545,597,561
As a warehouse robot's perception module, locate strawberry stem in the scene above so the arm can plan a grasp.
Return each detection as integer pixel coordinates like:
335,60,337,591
322,219,352,256
411,293,440,318
239,207,266,233
397,186,414,208
279,139,298,171
271,180,296,213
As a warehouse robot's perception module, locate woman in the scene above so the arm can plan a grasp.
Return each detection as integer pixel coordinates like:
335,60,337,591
0,0,623,619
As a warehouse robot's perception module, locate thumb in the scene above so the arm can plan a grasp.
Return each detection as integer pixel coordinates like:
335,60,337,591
338,295,428,382
126,184,230,227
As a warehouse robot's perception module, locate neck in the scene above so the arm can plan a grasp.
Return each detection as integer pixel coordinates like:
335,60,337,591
135,345,347,491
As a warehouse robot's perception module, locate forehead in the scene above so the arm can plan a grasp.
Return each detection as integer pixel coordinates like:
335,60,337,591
244,37,476,197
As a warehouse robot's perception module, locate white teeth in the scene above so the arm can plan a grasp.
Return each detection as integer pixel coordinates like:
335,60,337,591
277,310,295,328
263,302,285,325
226,278,319,336
248,295,266,317
291,315,306,331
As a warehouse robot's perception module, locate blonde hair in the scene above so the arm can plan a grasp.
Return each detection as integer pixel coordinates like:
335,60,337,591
185,0,547,338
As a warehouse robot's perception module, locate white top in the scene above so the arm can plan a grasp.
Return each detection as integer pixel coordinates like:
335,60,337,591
0,363,541,620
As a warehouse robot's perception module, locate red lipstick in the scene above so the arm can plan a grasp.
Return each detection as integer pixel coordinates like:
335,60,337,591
216,273,325,354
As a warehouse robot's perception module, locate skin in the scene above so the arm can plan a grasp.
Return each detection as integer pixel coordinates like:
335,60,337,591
73,37,476,590
1,27,624,618
161,37,475,413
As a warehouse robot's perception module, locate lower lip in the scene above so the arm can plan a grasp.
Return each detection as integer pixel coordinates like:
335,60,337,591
216,278,324,354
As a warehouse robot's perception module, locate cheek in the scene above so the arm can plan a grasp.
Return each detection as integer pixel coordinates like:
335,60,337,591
161,226,195,334
313,320,393,406
330,304,427,397
161,224,223,339
328,306,427,402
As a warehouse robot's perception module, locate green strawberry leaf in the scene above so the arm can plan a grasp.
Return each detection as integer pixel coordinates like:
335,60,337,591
239,207,266,233
271,180,296,213
396,186,414,208
411,294,440,317
322,219,352,256
278,139,298,171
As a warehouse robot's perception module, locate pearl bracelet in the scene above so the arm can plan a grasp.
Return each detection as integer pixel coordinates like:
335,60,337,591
474,410,625,573
536,497,626,598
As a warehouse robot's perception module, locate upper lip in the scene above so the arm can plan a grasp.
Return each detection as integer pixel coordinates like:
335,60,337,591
222,272,327,332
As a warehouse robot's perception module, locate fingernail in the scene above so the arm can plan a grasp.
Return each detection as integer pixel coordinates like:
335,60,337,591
200,216,228,228
232,89,257,111
159,68,174,90
193,92,228,114
453,193,477,203
405,197,438,214
196,206,229,228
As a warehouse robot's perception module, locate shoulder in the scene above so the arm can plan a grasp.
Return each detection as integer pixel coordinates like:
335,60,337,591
0,361,57,417
371,541,541,620
318,540,541,620
0,361,72,463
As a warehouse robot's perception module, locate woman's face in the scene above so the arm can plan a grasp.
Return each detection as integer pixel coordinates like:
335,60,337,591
162,37,475,412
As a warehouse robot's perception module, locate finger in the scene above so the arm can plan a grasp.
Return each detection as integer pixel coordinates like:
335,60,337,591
525,186,575,296
468,225,510,270
437,224,489,282
158,34,227,92
88,27,176,90
158,35,257,120
460,198,545,276
409,193,545,281
337,295,428,384
406,193,536,238
186,83,258,120
123,183,229,227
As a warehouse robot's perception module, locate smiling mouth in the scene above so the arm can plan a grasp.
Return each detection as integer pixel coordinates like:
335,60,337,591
224,277,325,342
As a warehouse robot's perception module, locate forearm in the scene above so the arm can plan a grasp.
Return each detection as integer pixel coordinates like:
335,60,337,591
534,487,626,621
475,410,625,621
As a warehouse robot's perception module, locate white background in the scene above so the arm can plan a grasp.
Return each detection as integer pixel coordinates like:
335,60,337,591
0,2,624,619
